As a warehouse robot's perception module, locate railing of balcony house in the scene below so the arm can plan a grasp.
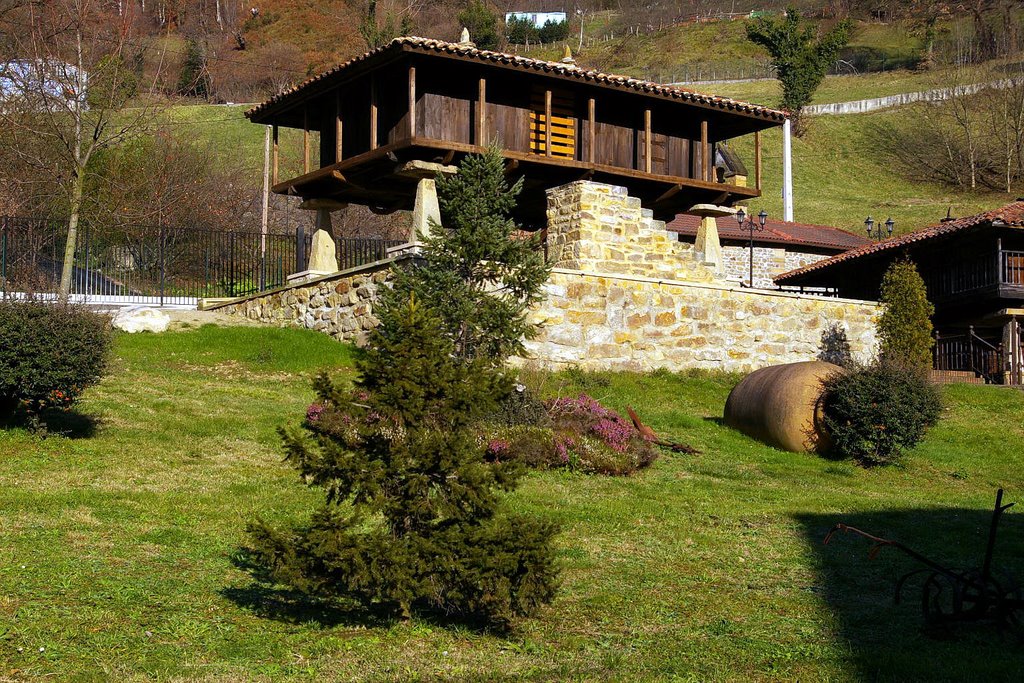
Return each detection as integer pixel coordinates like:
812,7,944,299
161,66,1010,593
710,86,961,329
934,326,1005,384
1000,249,1024,286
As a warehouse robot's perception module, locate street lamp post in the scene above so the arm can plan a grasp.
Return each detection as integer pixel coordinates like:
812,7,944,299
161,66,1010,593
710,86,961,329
736,208,768,287
865,215,895,241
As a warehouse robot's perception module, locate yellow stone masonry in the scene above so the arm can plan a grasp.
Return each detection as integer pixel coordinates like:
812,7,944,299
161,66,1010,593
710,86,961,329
522,269,879,372
545,181,720,282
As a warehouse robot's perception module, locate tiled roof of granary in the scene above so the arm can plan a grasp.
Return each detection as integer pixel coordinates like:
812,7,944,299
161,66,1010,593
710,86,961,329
246,36,789,122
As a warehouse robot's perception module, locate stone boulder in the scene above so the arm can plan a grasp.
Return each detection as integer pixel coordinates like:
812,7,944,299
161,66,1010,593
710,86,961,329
112,306,171,334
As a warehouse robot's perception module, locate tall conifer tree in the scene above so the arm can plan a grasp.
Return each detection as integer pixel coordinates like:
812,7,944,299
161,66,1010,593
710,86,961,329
877,259,935,369
247,150,559,628
394,145,551,365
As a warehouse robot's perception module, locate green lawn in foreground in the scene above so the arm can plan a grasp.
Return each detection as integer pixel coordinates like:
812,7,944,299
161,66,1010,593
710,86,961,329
2,325,1023,681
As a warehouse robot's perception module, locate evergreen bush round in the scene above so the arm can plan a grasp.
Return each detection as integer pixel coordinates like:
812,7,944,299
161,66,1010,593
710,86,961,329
0,299,111,425
821,363,942,466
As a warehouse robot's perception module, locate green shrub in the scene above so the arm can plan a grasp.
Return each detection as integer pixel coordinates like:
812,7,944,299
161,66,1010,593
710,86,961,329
458,0,500,50
537,19,569,43
821,363,942,466
877,259,935,369
0,299,111,426
487,383,550,428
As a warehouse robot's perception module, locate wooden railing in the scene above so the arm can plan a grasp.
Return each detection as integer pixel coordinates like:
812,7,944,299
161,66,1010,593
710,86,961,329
926,249,1024,300
1001,249,1024,286
934,327,1004,384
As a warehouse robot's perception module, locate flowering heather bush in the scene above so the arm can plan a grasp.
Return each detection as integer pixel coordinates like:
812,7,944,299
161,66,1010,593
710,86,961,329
481,394,657,476
301,379,405,449
305,402,325,425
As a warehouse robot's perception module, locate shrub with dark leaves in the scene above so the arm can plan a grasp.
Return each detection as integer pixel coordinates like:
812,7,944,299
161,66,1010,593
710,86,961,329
821,362,942,466
0,299,111,427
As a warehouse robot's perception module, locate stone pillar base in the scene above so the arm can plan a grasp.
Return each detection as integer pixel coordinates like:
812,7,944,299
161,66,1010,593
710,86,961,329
306,228,338,273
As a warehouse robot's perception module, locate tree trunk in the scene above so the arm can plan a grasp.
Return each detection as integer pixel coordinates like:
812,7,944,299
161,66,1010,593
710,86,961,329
60,171,85,298
60,25,89,299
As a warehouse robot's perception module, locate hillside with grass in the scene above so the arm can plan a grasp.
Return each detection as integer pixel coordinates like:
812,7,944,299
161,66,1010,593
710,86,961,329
1,324,1022,680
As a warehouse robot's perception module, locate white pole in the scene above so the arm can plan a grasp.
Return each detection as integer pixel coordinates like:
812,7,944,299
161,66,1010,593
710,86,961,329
261,125,270,259
782,118,794,222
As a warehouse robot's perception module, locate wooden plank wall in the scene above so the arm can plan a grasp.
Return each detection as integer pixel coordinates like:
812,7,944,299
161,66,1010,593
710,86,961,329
340,78,372,160
303,57,714,182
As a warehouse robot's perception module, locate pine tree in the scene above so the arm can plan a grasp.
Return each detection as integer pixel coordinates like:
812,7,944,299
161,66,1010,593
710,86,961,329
248,294,559,627
394,145,551,365
458,1,500,50
877,259,935,369
745,8,852,134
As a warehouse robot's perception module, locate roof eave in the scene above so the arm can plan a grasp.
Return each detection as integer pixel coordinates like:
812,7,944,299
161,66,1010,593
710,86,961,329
246,38,786,127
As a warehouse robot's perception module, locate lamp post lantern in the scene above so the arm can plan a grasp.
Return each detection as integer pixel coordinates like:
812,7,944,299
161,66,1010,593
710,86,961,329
865,215,895,241
736,208,768,287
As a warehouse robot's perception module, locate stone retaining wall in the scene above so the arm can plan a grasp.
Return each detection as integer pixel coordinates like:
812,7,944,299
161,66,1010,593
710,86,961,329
212,180,879,374
214,259,395,345
545,181,718,282
718,244,829,289
522,269,878,372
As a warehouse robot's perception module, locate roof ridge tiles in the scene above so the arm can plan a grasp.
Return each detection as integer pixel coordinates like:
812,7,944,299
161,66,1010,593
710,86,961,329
246,35,787,121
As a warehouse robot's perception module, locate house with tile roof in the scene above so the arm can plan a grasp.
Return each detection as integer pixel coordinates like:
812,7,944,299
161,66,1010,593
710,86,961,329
668,213,870,288
775,201,1024,384
215,35,883,375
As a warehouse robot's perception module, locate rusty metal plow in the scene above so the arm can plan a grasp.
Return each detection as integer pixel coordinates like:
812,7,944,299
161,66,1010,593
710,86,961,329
824,489,1023,639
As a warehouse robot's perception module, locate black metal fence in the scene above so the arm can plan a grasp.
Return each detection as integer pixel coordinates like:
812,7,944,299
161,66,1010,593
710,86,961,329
0,216,402,306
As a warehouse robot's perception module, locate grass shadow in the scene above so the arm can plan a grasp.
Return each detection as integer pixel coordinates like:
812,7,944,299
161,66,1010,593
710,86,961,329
0,407,100,439
795,501,1024,682
221,547,391,629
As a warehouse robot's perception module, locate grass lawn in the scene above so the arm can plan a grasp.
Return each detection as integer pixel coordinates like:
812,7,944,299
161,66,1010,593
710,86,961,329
3,325,1022,681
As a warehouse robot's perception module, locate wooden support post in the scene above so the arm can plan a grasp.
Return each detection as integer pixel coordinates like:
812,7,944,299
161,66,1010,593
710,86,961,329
370,76,378,150
303,109,310,174
700,120,708,182
754,130,762,191
587,97,595,164
477,77,486,145
335,91,343,163
998,237,1004,283
261,126,270,265
408,66,416,139
644,108,652,173
272,125,279,185
544,89,552,157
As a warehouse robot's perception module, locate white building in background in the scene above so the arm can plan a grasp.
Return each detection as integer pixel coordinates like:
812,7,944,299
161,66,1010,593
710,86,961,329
0,59,88,112
505,11,567,27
